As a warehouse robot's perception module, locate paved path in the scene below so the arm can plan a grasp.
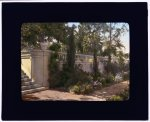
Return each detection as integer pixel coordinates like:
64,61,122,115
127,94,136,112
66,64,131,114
22,81,129,101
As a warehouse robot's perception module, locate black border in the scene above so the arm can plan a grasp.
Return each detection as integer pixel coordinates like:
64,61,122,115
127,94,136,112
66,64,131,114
2,2,148,120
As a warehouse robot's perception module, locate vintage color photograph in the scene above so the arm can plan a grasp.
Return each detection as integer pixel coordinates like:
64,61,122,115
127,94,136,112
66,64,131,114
21,22,129,101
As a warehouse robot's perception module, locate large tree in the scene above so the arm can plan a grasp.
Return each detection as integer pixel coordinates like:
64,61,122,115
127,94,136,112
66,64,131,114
77,23,108,80
102,23,129,74
66,25,76,72
21,23,67,48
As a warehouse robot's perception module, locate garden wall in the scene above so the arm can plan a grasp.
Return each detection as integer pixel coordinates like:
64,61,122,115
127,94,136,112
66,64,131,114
21,52,31,79
21,50,106,87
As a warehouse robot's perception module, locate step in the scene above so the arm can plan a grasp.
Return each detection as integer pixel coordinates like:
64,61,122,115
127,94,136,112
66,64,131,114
31,84,42,88
22,85,32,90
22,87,47,95
21,75,28,79
22,81,31,86
22,84,42,90
22,77,31,82
21,72,26,76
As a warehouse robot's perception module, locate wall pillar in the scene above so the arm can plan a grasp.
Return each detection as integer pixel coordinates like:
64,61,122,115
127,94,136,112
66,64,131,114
30,50,50,87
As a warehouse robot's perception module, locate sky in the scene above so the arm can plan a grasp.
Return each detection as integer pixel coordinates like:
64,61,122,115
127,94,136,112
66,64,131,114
68,22,129,53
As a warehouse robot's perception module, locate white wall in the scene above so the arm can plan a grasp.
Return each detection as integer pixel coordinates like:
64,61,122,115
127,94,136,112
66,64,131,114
21,50,105,87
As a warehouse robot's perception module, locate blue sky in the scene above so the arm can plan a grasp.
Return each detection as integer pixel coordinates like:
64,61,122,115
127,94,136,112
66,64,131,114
68,22,129,53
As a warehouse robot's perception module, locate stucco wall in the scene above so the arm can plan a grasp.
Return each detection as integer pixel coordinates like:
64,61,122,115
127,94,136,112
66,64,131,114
30,50,50,87
21,54,31,79
22,50,105,87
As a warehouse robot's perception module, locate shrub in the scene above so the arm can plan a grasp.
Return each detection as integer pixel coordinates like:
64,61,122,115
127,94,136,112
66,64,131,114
81,83,93,94
69,83,93,95
107,95,123,101
115,73,123,83
74,70,91,83
105,73,115,84
92,80,102,90
69,85,80,94
100,78,107,86
48,43,61,51
107,88,129,101
123,72,129,81
118,88,129,100
48,59,94,91
49,72,61,88
123,63,129,72
104,62,120,75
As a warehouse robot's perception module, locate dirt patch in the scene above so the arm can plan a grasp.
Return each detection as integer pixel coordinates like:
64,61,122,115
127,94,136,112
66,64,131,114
91,81,129,99
22,94,40,101
22,81,129,101
22,90,105,101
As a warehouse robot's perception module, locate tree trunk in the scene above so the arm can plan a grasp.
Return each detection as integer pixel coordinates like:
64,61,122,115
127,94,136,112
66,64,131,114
67,27,75,72
109,23,112,64
107,23,112,74
93,41,98,80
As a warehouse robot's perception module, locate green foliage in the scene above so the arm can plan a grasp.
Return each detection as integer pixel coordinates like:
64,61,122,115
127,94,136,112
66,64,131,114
69,82,93,94
48,72,62,88
98,73,115,87
118,88,129,100
102,23,128,67
107,95,123,101
105,73,115,84
46,22,129,93
104,62,120,75
66,26,76,72
48,53,60,88
69,85,80,94
48,43,61,88
48,59,94,93
107,88,129,101
74,66,92,83
21,23,67,48
124,63,129,72
49,43,61,51
123,72,129,81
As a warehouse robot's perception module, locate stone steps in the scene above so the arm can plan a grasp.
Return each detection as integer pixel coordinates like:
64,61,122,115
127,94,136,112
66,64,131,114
21,70,47,95
22,84,42,90
21,75,28,79
22,77,31,82
22,87,47,95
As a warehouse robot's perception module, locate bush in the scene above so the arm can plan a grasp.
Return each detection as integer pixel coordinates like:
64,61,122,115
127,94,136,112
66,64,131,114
91,80,102,90
100,78,107,86
81,83,93,94
74,70,91,83
48,43,61,51
123,72,129,81
49,72,61,88
69,83,93,95
48,61,94,91
104,62,120,75
107,95,123,101
69,85,81,94
105,73,115,84
107,88,129,101
118,88,129,100
115,73,123,83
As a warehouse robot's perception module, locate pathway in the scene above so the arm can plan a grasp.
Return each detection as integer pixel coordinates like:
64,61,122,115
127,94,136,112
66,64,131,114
91,81,129,99
22,81,129,101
